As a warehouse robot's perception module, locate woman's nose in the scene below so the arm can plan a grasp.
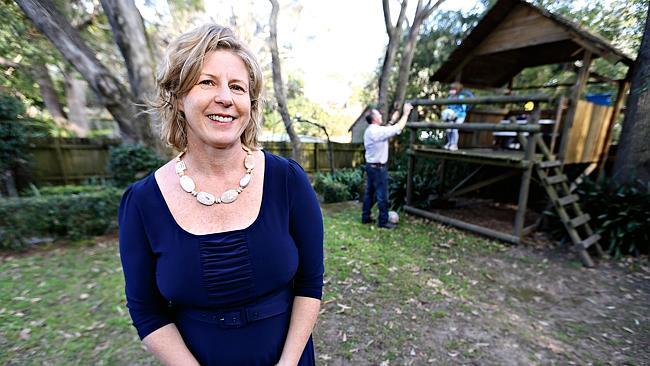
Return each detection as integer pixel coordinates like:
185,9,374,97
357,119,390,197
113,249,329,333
213,85,233,107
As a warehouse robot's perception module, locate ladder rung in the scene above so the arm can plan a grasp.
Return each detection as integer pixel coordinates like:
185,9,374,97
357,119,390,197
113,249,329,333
557,194,579,206
539,160,561,169
545,174,568,184
579,234,601,249
569,214,591,227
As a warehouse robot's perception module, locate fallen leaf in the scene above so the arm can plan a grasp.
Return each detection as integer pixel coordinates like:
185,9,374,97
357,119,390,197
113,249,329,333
19,328,31,340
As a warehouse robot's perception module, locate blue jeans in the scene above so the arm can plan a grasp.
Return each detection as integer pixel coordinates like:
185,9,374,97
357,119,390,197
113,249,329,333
446,116,465,147
362,164,389,226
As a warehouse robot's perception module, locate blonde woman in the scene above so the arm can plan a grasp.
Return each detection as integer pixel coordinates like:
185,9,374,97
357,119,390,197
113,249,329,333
118,24,323,365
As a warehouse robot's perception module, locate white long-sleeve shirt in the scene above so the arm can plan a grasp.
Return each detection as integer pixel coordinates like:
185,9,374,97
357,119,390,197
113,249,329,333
363,124,403,164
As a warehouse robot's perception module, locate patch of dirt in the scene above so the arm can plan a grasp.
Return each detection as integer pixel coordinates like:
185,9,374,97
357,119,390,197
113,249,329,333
429,198,540,234
314,202,650,365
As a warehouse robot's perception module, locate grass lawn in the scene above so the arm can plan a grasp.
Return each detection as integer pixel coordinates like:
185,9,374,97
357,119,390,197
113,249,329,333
1,202,648,365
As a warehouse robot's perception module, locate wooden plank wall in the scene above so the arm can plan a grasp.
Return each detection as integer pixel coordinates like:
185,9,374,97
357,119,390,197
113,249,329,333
474,4,570,55
563,101,613,164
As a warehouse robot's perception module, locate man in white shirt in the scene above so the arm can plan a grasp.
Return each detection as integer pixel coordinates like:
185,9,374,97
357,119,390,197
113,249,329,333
361,103,413,229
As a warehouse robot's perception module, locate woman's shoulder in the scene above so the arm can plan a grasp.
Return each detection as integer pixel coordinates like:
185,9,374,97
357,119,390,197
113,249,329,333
120,171,159,205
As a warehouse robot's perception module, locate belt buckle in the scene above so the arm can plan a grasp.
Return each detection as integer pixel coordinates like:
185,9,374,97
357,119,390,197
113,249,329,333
218,309,247,328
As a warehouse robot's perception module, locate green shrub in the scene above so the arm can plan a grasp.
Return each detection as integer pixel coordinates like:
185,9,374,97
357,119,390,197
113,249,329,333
576,177,650,258
313,168,365,203
108,144,165,187
0,187,123,250
314,177,350,203
0,93,25,119
24,184,108,197
0,94,29,172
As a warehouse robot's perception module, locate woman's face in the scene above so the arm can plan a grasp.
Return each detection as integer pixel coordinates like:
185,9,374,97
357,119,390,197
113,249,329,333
180,50,251,150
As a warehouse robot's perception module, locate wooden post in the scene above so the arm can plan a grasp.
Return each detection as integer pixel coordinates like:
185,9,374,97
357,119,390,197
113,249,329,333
513,104,540,238
597,80,630,178
406,108,418,206
558,50,593,160
53,137,69,185
549,96,567,155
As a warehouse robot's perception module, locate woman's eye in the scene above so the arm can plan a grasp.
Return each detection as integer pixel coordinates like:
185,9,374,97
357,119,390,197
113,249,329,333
230,84,246,93
198,80,215,88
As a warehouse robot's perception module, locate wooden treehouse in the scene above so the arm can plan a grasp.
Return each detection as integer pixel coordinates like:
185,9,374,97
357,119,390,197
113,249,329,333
403,0,633,266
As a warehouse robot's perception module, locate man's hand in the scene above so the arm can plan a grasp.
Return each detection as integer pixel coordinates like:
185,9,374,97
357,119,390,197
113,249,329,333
403,103,413,115
395,103,413,132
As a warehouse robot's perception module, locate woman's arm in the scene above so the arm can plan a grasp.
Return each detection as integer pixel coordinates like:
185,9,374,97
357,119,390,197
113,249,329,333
276,297,321,366
142,324,200,366
118,185,198,365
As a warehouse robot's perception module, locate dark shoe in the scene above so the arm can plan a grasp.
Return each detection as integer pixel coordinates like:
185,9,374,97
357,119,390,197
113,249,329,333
378,222,397,230
361,217,374,224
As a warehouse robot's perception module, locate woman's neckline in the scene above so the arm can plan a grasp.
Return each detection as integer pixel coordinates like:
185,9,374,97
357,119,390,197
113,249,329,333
151,149,268,238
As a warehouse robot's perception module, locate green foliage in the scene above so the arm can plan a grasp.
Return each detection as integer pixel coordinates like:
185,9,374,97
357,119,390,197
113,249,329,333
0,187,122,250
313,168,365,203
407,7,486,101
576,178,650,258
24,184,108,197
0,94,29,173
0,93,25,119
107,144,165,187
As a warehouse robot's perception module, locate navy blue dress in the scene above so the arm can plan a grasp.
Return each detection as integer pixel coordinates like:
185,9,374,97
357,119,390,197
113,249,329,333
118,151,324,365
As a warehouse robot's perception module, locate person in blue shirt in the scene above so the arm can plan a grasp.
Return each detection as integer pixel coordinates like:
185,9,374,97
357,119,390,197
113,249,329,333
442,82,472,151
118,24,323,366
361,103,413,229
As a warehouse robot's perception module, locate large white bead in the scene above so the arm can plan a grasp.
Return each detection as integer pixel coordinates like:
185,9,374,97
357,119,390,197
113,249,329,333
196,191,216,205
220,189,239,204
244,155,255,170
175,161,186,174
239,174,252,188
179,175,195,193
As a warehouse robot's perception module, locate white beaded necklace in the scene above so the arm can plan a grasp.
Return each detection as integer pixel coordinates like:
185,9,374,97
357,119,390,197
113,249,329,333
175,146,254,206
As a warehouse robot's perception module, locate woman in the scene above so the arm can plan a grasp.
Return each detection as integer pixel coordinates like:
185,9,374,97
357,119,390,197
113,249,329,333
118,24,323,365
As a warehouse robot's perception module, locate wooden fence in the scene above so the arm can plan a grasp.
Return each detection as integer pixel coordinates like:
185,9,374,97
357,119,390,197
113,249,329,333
26,138,366,185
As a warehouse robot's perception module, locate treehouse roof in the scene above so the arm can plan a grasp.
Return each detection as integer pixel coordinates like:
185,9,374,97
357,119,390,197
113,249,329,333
430,0,634,88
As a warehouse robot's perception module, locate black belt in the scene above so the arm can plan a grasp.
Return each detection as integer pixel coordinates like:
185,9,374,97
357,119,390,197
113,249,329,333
367,162,386,168
176,288,292,328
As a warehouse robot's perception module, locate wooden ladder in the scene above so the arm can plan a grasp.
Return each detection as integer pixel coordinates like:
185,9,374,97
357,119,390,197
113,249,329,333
533,135,604,267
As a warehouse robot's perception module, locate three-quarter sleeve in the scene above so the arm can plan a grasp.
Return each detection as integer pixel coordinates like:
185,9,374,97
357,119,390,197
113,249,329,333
287,160,325,300
118,185,173,340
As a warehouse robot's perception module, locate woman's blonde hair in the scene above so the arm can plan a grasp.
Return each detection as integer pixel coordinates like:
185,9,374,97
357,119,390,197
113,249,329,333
153,24,263,151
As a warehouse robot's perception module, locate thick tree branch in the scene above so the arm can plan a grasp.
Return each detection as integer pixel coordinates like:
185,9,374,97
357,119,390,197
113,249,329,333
269,0,301,162
15,0,139,142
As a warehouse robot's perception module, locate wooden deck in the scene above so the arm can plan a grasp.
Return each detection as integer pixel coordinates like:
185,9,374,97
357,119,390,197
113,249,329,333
407,145,542,168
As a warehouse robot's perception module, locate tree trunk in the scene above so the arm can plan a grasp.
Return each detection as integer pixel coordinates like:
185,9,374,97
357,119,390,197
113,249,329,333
1,57,69,126
269,0,301,162
612,3,650,183
63,70,90,137
393,0,445,111
31,62,67,123
378,0,408,123
2,170,19,198
100,0,163,152
16,0,142,144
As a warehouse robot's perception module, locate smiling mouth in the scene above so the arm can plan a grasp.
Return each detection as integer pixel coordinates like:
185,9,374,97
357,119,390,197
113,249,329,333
207,114,234,123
